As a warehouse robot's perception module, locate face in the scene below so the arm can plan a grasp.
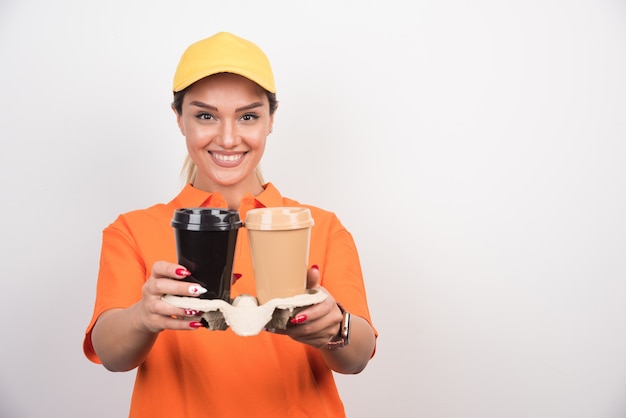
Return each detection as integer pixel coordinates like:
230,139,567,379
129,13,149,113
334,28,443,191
175,73,274,193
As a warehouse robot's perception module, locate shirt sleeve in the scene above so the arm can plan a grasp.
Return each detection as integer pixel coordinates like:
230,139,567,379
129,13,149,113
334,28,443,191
312,211,378,339
83,216,148,363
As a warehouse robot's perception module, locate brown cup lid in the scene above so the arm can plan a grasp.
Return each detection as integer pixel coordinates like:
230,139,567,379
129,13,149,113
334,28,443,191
244,207,314,231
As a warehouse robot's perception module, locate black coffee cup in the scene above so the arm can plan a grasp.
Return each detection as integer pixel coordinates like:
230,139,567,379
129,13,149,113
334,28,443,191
171,208,242,301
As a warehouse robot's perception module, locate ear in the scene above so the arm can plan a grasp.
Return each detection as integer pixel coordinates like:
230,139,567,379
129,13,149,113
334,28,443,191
172,104,185,136
267,105,277,135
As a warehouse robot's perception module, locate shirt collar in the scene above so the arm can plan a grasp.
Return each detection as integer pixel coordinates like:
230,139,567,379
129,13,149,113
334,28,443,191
170,182,284,218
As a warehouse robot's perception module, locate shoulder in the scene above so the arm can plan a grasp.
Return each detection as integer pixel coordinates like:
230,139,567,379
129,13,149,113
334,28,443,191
106,202,174,234
280,196,347,233
282,195,332,217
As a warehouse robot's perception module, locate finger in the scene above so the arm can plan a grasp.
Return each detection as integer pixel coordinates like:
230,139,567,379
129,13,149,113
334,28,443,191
285,320,335,348
140,295,206,332
146,276,207,298
181,308,205,317
161,315,204,331
306,265,320,289
151,260,191,280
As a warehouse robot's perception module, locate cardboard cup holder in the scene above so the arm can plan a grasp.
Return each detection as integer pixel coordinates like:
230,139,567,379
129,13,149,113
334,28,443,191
162,289,327,336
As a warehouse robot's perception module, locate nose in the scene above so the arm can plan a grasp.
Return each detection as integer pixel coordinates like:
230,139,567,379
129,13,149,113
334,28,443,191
216,120,240,149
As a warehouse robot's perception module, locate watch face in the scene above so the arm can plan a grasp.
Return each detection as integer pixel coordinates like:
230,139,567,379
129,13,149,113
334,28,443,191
341,311,351,346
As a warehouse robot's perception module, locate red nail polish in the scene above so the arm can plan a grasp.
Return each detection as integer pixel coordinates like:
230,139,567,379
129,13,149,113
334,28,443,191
189,321,203,329
175,268,190,276
290,314,307,325
184,309,200,316
311,265,319,270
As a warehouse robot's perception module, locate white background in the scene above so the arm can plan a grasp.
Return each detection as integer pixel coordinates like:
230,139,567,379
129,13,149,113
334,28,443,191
1,0,626,417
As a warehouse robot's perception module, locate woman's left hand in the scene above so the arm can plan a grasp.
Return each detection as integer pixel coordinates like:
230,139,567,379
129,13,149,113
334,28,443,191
284,267,343,348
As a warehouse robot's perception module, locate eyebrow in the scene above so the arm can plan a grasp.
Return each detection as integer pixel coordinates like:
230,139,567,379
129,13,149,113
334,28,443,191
188,101,265,112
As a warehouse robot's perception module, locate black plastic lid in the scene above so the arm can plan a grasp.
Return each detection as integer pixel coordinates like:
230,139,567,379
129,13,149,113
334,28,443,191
171,208,243,231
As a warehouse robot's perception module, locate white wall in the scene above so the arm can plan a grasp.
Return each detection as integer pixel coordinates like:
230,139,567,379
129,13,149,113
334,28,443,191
1,0,626,417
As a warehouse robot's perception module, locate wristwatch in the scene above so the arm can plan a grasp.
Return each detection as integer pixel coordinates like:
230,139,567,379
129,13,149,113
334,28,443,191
325,304,351,349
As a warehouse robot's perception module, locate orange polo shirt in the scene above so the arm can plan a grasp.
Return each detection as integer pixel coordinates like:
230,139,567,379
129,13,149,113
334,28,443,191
84,183,376,418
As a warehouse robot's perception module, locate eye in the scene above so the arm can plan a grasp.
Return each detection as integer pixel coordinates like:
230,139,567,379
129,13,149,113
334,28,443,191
195,112,214,121
241,113,259,122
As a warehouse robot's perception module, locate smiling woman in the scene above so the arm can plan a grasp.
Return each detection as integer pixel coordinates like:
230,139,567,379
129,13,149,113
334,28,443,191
82,31,377,418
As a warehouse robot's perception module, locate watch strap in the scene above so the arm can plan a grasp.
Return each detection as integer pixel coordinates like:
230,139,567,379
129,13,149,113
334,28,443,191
325,304,351,349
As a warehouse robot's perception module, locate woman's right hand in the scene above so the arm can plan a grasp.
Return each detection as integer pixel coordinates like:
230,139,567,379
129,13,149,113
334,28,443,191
91,261,206,371
137,261,207,333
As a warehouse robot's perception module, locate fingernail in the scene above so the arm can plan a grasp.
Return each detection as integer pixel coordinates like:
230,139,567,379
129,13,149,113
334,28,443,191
290,314,307,324
233,273,242,282
311,265,319,270
189,321,203,329
188,285,207,295
175,268,191,276
184,309,201,316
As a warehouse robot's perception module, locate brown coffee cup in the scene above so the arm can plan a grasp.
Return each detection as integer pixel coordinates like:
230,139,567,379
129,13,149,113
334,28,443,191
244,207,314,305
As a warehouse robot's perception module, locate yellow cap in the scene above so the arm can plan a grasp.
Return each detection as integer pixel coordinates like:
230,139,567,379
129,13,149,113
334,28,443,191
172,32,275,93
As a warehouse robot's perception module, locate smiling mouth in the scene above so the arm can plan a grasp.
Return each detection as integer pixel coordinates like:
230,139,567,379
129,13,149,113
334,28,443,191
209,151,245,166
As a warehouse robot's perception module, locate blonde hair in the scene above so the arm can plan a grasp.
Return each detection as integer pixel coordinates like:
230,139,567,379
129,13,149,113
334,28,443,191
180,155,265,186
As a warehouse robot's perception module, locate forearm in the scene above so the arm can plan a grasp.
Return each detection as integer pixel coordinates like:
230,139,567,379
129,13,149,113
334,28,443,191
91,304,159,372
320,315,376,374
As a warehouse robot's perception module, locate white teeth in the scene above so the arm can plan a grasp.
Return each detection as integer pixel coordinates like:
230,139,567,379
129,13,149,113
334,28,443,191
212,153,242,162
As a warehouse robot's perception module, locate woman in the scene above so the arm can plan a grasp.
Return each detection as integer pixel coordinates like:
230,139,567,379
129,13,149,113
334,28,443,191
83,31,377,417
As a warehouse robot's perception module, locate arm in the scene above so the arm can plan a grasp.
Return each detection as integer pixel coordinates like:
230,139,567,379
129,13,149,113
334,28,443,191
321,312,376,374
92,305,158,372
